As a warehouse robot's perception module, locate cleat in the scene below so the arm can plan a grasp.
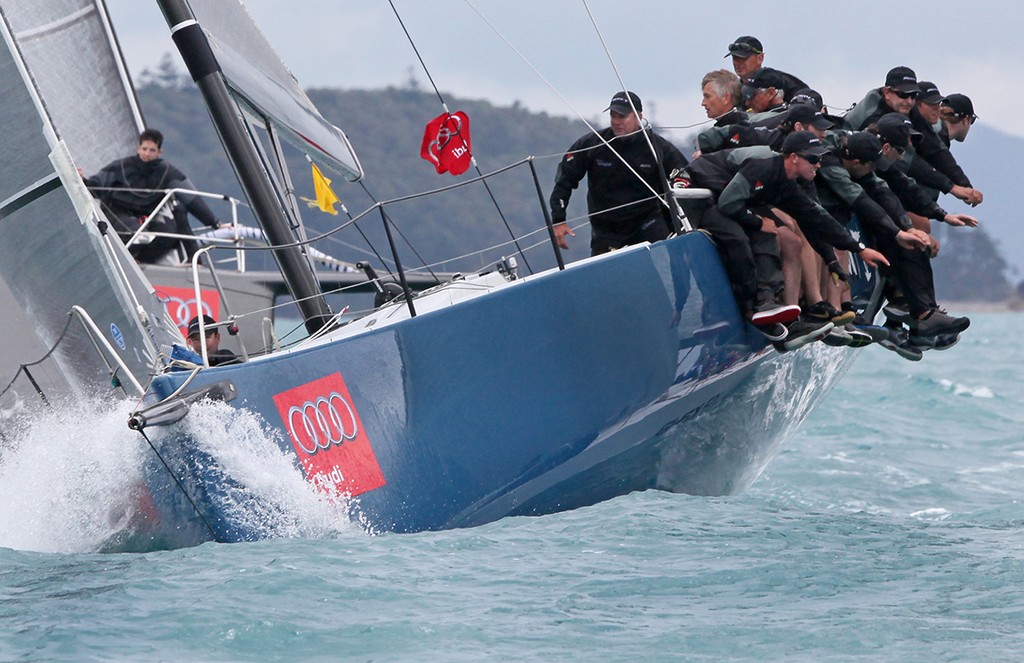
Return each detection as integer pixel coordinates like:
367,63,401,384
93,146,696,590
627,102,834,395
843,325,875,348
850,324,891,344
910,332,960,351
822,326,853,347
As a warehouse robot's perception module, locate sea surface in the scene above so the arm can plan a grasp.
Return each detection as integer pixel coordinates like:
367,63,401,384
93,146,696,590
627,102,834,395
2,313,1022,662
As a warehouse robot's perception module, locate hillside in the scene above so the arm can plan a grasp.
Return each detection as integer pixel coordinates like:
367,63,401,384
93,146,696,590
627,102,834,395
136,73,1014,300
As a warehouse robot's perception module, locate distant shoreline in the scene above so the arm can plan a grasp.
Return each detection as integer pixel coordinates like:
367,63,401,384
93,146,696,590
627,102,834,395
943,300,1022,313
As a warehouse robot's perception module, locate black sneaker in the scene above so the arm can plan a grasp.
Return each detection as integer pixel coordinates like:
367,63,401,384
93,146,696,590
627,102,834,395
910,309,970,337
843,325,875,348
782,320,834,351
878,327,923,361
805,300,856,325
753,322,788,342
849,324,890,344
910,332,960,351
751,303,801,326
822,326,853,347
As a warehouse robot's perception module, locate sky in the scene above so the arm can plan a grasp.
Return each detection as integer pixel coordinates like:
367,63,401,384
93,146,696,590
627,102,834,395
105,0,1016,140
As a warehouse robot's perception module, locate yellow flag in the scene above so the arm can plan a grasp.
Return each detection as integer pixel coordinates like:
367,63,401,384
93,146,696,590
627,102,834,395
309,162,340,215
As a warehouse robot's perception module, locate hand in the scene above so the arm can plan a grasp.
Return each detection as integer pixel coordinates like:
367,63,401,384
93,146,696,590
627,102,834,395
76,166,85,178
944,213,978,228
758,216,778,234
929,236,941,258
858,247,890,268
553,222,574,250
827,260,849,285
950,185,983,207
895,228,931,251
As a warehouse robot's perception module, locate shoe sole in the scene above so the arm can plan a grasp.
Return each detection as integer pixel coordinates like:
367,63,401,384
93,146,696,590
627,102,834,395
751,305,801,326
783,322,834,351
878,340,923,361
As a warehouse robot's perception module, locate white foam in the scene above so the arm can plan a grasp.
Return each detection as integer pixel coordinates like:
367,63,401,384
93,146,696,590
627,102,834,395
938,378,995,399
0,397,147,553
0,398,359,553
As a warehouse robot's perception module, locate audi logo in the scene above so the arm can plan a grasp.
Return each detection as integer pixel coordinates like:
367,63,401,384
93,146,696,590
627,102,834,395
287,392,359,455
159,293,214,328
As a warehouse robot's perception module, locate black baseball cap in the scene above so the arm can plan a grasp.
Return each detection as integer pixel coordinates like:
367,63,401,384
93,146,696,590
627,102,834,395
187,314,216,338
844,132,887,168
941,93,977,120
790,88,824,109
741,68,786,100
875,113,920,151
885,66,919,93
782,130,829,158
606,90,642,114
726,36,763,58
917,81,943,104
787,103,833,130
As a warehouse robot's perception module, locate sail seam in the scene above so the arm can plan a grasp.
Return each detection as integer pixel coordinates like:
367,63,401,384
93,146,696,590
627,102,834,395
14,6,95,41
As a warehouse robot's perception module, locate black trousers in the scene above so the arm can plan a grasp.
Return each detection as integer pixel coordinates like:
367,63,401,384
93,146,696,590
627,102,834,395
679,199,783,315
867,228,937,317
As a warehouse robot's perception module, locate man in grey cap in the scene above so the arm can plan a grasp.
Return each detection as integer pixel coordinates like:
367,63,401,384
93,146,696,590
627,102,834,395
549,91,687,255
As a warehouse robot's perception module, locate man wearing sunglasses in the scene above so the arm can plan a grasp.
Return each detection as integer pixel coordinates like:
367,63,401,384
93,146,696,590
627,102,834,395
675,132,889,350
844,66,921,132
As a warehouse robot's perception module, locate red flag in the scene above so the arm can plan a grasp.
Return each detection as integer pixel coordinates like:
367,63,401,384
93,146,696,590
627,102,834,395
420,111,472,175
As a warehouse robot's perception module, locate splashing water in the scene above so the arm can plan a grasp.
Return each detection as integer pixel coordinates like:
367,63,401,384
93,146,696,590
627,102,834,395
0,398,358,553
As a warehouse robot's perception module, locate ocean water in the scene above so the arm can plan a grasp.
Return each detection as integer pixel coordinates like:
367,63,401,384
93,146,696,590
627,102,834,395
1,313,1022,662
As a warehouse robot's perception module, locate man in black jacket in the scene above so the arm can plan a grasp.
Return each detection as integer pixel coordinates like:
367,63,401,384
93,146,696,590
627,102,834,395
83,128,224,264
549,91,687,256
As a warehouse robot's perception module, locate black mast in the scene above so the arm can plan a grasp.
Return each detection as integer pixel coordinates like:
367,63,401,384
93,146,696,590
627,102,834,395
155,0,331,334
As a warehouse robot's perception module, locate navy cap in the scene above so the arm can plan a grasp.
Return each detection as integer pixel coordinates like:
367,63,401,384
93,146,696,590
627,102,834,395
782,130,829,157
741,68,786,100
606,90,642,114
875,112,920,149
787,103,833,130
941,93,976,120
885,66,919,93
789,88,824,109
726,36,763,58
844,132,887,167
917,81,943,104
187,314,216,337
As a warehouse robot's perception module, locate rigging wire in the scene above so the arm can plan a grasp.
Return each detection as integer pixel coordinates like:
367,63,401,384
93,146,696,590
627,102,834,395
386,0,535,275
462,0,672,217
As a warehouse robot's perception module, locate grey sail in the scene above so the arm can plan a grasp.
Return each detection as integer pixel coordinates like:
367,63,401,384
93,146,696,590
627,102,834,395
186,0,363,181
0,4,181,397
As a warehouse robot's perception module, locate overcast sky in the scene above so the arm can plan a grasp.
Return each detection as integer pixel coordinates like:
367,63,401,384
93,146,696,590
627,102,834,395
106,0,1015,140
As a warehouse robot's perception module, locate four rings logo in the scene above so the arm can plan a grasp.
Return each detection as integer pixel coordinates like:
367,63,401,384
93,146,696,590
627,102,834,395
287,392,358,454
273,373,386,497
155,285,221,335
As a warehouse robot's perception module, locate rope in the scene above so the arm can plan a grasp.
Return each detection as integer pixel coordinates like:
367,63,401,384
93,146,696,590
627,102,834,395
387,0,534,275
0,312,76,405
136,427,222,543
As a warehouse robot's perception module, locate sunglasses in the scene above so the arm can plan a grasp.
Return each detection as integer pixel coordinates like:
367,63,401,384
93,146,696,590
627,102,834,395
889,88,919,100
799,153,822,165
729,43,762,55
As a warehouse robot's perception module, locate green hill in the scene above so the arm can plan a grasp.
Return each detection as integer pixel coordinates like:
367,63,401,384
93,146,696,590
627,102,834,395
136,71,1011,300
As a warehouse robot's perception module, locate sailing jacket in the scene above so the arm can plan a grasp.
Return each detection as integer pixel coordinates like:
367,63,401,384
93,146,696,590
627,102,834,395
550,127,687,233
84,155,221,232
684,146,865,257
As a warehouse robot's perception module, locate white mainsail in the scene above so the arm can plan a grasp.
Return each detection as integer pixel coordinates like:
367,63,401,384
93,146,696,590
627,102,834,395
0,2,181,396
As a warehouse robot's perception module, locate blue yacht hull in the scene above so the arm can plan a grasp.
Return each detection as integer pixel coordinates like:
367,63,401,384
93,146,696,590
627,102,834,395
140,232,855,543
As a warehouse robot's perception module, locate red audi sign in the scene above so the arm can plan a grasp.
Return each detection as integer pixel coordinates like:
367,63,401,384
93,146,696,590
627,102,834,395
272,373,386,497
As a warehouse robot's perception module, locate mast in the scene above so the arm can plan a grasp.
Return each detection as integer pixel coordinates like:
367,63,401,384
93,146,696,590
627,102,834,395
155,0,331,334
